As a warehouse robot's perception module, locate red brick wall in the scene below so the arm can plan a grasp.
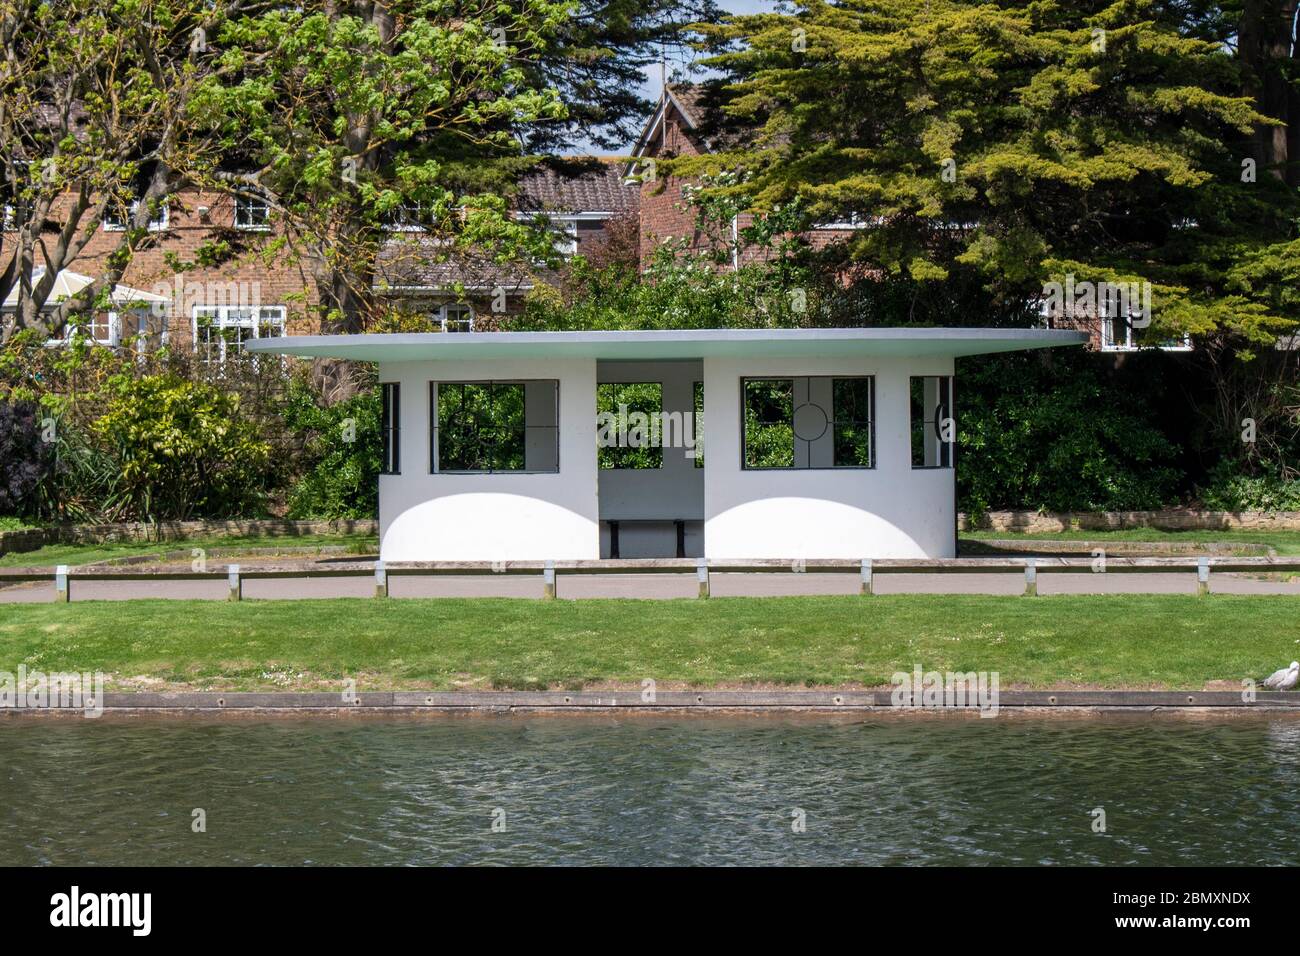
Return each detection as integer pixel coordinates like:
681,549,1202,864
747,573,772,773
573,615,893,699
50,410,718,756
4,186,318,347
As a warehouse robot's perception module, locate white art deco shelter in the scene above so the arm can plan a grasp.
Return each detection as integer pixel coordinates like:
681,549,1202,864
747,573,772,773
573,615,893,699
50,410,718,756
248,328,1086,562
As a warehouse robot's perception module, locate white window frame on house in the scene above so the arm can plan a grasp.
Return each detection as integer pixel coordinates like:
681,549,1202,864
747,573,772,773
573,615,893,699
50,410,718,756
517,211,608,258
1100,314,1192,352
192,304,287,363
103,199,168,232
233,194,271,231
45,311,120,348
437,302,474,333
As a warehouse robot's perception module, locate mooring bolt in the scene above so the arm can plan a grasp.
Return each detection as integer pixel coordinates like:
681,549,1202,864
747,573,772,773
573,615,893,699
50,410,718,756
543,560,556,600
1197,556,1210,597
697,557,710,599
227,563,242,602
374,559,388,598
55,564,69,603
860,558,873,596
1023,558,1038,597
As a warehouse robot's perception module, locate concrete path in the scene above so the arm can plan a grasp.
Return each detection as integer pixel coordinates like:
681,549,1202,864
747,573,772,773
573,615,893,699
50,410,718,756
3,570,1300,602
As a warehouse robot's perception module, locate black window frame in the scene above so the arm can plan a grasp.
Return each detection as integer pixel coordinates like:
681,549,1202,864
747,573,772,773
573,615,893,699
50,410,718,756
430,379,560,474
740,375,875,470
909,375,955,470
380,382,401,475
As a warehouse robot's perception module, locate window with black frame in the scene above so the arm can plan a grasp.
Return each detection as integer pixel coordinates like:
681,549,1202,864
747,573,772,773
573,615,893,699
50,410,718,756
380,382,400,475
910,375,955,468
742,376,874,469
432,380,559,473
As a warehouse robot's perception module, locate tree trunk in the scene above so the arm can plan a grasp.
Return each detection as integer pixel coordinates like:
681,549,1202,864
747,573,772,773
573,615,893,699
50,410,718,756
1240,0,1300,183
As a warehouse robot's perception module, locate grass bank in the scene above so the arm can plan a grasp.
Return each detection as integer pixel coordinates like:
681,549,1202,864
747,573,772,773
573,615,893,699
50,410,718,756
1,594,1296,692
960,528,1300,555
0,533,378,568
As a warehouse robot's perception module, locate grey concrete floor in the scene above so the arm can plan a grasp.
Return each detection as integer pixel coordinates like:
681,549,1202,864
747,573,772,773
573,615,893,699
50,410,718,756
2,570,1299,602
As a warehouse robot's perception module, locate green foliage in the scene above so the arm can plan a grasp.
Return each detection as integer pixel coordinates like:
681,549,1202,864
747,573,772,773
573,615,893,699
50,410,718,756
514,200,824,331
957,352,1183,512
193,0,575,331
93,373,272,522
597,382,663,469
694,0,1300,352
35,417,123,523
0,399,54,517
281,377,382,519
1198,461,1300,511
435,382,529,473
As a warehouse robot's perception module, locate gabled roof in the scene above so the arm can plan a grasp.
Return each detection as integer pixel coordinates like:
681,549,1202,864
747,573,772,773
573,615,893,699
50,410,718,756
374,238,535,295
518,160,639,216
625,82,745,175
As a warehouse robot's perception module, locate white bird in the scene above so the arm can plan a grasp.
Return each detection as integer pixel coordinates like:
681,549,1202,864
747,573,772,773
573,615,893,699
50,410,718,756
1263,662,1300,691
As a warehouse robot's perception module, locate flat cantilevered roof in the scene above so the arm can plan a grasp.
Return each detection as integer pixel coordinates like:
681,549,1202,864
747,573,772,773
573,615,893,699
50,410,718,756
244,327,1088,362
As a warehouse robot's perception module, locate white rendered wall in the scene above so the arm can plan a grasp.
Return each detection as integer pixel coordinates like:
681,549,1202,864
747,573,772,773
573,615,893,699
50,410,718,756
377,358,599,561
701,355,956,560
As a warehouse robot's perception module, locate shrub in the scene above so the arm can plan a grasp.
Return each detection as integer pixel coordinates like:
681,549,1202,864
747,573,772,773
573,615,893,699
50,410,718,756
282,377,381,519
1197,461,1300,511
0,399,56,518
957,351,1183,512
93,373,272,521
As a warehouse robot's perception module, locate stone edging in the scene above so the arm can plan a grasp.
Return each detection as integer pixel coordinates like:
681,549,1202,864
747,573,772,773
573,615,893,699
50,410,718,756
0,519,378,557
2,689,1298,715
959,510,1300,533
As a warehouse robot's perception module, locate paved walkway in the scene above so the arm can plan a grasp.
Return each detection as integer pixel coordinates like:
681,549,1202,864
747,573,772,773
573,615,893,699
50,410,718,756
3,570,1300,602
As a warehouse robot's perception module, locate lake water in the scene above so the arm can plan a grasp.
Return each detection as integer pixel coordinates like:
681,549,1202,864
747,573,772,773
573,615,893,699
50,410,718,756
1,715,1296,866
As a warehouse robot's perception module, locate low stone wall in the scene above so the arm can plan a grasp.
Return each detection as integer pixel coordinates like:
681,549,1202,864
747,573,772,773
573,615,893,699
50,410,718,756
0,519,378,557
958,511,1300,533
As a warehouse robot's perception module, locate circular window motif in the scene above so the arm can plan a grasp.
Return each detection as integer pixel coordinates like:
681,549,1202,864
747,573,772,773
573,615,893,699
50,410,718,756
792,402,830,442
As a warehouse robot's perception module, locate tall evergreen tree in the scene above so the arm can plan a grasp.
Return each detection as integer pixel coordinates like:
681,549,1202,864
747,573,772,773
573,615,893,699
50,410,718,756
689,0,1300,353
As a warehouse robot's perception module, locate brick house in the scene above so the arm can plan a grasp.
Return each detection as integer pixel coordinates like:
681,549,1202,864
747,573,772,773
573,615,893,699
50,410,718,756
625,83,1203,355
626,82,859,271
2,158,638,356
375,159,639,331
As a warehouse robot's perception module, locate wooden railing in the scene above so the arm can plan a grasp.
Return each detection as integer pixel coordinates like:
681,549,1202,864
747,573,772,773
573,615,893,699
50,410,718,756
2,555,1299,601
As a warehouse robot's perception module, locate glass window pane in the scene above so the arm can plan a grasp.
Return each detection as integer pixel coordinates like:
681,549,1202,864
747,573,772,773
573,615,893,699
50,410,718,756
831,378,872,467
910,375,954,469
743,379,794,468
435,381,556,473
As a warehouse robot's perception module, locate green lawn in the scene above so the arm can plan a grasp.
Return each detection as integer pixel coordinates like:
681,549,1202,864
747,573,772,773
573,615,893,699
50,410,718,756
1,594,1296,692
961,528,1300,555
0,533,378,568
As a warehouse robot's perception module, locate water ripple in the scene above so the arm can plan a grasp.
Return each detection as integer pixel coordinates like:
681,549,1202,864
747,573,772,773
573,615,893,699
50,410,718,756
1,716,1297,865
